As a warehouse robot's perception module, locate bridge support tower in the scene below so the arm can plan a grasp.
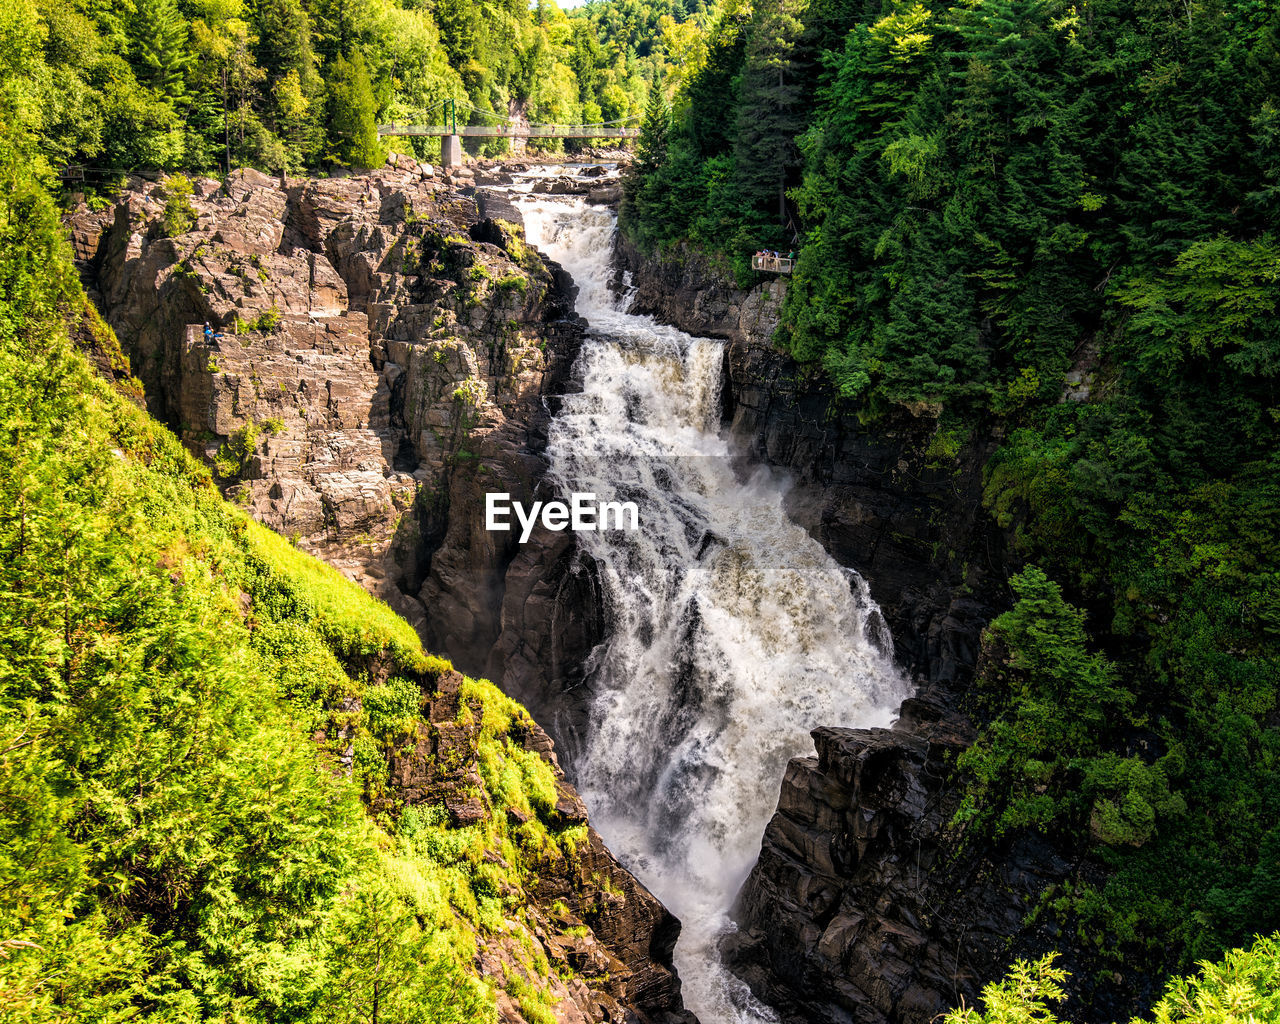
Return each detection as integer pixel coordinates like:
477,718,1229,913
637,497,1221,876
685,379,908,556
442,134,462,168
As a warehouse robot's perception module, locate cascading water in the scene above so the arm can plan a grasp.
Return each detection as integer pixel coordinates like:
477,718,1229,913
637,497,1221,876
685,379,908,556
516,192,911,1024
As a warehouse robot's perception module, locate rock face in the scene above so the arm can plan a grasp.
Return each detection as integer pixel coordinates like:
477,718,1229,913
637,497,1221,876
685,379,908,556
390,670,694,1024
70,165,602,750
723,698,1079,1023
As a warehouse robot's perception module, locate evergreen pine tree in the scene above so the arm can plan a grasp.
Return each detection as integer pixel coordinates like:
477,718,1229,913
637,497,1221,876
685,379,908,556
326,50,383,168
311,0,375,62
252,0,323,165
683,0,751,158
731,0,809,233
326,882,486,1024
634,89,670,178
130,0,191,101
621,89,669,240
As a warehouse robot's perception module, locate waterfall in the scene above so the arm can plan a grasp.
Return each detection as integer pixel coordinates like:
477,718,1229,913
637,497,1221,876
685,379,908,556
516,195,911,1024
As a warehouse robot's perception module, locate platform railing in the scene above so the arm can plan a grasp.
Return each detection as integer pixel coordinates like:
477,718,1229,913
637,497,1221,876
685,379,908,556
752,254,794,274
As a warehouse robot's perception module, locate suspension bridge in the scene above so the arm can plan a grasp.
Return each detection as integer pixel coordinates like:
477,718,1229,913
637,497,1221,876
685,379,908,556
377,99,639,143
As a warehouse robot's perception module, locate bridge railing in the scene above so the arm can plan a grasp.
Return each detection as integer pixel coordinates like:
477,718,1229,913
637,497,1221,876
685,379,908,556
752,255,794,274
378,124,639,139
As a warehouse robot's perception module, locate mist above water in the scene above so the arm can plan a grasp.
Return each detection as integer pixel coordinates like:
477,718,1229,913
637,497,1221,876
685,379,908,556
516,194,910,1024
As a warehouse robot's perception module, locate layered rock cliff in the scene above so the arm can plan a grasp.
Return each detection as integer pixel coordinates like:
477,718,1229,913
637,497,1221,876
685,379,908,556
70,166,601,750
722,697,1084,1023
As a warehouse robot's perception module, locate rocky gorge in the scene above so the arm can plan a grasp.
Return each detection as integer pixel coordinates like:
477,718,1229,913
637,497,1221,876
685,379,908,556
69,162,1093,1024
66,162,692,1024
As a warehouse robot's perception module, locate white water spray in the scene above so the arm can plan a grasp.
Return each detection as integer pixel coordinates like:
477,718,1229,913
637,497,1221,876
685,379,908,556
517,195,911,1024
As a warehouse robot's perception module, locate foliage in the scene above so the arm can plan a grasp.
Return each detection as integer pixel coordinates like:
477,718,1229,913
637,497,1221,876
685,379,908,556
451,375,488,406
944,953,1068,1024
327,49,383,168
213,417,282,480
953,568,1164,839
1143,933,1280,1024
2,0,716,179
943,935,1280,1024
159,172,195,235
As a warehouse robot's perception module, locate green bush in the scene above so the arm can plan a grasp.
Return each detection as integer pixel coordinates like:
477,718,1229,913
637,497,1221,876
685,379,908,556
160,173,196,236
955,567,1137,836
944,934,1280,1024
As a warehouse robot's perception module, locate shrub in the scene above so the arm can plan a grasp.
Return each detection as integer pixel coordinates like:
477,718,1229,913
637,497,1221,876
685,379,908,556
161,173,196,237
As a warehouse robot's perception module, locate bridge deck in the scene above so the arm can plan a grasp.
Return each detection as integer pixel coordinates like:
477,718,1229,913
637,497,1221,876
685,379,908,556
379,125,637,139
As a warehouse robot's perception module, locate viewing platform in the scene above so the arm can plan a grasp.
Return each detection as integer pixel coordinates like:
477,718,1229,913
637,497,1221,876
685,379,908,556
753,254,794,274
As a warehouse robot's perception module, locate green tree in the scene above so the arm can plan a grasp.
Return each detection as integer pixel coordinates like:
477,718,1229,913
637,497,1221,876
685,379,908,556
324,881,487,1024
620,87,669,242
732,0,808,230
954,566,1142,836
944,937,1280,1024
944,954,1068,1024
326,49,383,168
160,172,195,235
129,0,191,100
251,0,322,161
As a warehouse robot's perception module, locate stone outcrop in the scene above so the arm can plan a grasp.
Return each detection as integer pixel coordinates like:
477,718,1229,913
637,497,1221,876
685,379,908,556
387,669,694,1024
70,164,601,758
722,698,1073,1023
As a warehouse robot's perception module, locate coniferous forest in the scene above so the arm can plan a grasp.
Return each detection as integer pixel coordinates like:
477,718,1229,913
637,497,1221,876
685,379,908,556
624,0,1280,1004
3,0,1280,1020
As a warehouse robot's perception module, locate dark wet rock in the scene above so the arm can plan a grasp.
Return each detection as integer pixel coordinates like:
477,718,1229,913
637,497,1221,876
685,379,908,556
618,236,1008,693
722,703,1084,1024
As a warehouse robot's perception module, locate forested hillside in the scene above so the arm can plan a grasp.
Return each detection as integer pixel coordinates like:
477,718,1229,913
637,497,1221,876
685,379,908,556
8,0,704,178
623,0,1280,1007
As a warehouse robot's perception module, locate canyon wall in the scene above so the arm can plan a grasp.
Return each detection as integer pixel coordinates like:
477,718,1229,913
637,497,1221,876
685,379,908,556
71,165,603,749
67,168,694,1024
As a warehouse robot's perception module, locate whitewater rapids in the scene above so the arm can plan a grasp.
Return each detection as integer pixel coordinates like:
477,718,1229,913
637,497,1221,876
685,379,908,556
516,192,910,1024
